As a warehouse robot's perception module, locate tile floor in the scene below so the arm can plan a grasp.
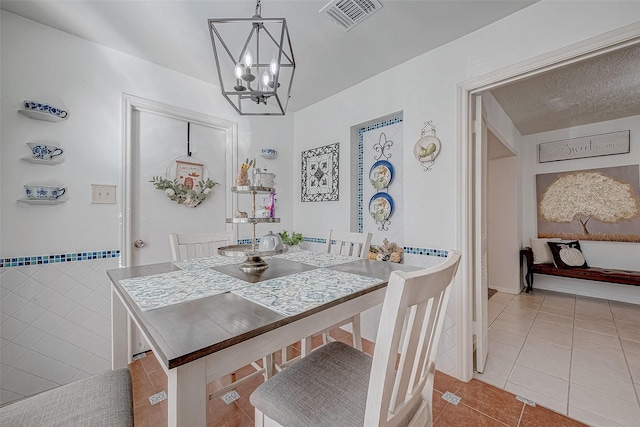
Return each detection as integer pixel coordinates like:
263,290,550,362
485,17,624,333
476,289,640,427
129,327,586,426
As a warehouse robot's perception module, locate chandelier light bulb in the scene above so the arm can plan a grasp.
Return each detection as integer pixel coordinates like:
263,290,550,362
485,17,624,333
243,50,253,68
270,54,278,75
262,70,271,89
235,63,243,79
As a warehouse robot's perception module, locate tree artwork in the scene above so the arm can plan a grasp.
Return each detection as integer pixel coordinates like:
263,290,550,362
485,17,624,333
539,171,639,235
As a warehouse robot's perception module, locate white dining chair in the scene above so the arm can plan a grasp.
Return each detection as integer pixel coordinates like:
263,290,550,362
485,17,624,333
326,229,373,257
169,230,234,261
277,230,373,369
251,250,461,427
169,230,275,400
310,230,373,353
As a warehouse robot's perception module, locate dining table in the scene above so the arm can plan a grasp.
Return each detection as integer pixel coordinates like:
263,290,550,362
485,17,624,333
108,250,421,426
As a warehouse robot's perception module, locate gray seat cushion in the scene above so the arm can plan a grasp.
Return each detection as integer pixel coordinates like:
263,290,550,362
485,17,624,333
250,341,372,427
0,368,133,427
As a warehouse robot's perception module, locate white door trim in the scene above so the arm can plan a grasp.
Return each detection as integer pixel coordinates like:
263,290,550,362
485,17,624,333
121,94,238,267
455,22,640,381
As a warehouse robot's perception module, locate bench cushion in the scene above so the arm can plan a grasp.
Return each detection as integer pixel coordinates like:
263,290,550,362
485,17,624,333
0,368,133,427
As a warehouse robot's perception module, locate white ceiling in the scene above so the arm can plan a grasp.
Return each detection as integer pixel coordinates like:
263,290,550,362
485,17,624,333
0,0,536,112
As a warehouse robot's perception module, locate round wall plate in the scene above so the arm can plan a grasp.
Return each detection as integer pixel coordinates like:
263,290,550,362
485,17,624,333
369,192,394,221
369,160,394,189
413,135,441,162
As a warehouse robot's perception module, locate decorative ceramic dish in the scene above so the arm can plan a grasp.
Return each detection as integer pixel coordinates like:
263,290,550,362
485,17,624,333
369,192,394,221
369,160,394,190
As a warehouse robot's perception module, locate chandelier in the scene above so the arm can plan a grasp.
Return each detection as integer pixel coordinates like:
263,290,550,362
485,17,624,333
208,0,295,116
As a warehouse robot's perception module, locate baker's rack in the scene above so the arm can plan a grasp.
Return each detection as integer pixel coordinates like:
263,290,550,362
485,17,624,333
218,185,287,272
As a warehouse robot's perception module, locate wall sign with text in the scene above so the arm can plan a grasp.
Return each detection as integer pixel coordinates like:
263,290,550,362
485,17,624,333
538,130,630,163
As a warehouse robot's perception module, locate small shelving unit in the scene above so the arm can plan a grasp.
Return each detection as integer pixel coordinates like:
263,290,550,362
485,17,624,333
18,199,66,205
219,185,286,272
17,109,67,122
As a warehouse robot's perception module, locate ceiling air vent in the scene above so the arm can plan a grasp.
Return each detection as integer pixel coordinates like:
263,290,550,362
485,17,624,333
320,0,383,32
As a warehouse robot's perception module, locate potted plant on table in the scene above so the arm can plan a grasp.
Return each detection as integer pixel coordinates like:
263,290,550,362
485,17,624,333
278,230,303,246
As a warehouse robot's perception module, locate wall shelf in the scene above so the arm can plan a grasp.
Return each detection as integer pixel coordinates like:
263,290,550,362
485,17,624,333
21,157,64,165
18,198,67,205
17,109,67,122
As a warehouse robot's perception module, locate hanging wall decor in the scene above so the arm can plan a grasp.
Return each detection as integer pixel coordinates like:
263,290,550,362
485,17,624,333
150,122,219,207
301,143,339,202
414,120,441,171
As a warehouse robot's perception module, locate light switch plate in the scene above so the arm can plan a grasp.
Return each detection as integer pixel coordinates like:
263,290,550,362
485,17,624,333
91,184,116,204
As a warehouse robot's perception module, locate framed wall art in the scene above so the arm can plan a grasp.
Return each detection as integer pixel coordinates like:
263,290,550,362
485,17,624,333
536,164,640,242
301,143,339,202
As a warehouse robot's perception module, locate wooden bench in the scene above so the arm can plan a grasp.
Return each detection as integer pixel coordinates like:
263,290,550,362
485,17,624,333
520,247,640,293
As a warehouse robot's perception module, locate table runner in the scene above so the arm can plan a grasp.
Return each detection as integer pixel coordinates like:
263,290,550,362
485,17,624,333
120,269,247,311
231,268,383,316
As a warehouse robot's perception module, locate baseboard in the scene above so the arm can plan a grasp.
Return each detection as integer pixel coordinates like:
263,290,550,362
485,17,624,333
489,285,521,294
533,276,640,305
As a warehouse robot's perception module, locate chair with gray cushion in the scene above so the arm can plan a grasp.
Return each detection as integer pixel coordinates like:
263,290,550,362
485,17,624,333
0,368,133,427
251,250,461,427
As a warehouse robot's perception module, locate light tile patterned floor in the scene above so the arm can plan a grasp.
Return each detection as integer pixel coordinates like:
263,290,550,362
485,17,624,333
130,328,586,426
476,290,640,427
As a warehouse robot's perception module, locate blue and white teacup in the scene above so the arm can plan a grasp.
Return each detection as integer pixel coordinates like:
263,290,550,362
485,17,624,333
23,101,68,118
27,142,64,160
261,148,278,158
24,185,66,200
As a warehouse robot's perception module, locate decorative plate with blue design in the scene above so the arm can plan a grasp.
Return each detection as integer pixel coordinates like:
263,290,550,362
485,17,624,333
369,192,394,221
369,160,394,190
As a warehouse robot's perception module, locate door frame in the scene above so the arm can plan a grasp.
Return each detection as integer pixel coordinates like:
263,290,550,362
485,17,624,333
455,23,640,381
121,94,238,267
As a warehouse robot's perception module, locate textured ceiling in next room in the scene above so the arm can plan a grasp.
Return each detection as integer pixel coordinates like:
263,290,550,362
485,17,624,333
489,43,640,136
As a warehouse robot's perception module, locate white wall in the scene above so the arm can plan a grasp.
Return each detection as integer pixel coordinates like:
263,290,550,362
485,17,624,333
0,10,293,404
292,1,640,377
488,155,520,293
0,11,294,257
520,115,640,303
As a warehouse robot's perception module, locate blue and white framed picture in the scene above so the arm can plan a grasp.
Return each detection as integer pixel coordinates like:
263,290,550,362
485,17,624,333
301,143,339,202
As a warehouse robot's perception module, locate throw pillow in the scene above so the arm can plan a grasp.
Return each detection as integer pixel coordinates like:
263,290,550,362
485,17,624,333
547,241,588,268
530,238,561,264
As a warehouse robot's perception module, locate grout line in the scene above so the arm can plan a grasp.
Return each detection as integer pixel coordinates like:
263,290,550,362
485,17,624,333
516,401,526,427
459,402,512,426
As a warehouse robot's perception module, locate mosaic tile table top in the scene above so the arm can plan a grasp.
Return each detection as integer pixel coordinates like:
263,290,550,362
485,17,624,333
119,269,247,311
272,251,360,267
173,255,241,271
231,268,384,316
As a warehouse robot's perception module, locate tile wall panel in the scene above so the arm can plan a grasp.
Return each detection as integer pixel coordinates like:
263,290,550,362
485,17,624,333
0,256,118,404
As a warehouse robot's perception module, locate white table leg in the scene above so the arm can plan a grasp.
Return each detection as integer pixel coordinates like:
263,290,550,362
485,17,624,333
111,285,129,369
167,358,207,427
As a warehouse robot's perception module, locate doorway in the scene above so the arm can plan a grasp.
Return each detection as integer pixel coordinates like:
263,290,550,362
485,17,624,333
457,26,640,382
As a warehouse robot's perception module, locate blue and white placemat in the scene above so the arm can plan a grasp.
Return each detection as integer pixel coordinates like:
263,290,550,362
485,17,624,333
173,255,241,271
272,251,360,267
120,269,246,311
231,268,383,316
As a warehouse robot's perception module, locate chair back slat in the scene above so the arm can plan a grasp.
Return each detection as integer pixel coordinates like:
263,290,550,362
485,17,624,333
365,250,461,426
326,230,372,258
169,231,234,261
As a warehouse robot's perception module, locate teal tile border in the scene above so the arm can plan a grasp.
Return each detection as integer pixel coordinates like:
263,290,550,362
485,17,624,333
1,250,120,268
